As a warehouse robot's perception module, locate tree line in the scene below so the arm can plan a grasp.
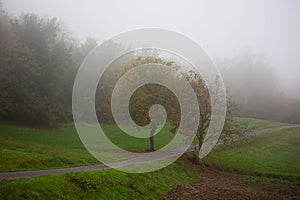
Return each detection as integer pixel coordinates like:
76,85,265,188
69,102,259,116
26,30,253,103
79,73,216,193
1,9,299,130
216,50,300,124
0,11,96,127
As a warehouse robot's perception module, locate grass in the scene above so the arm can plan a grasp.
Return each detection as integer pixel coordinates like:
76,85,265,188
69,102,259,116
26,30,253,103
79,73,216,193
0,123,176,151
204,127,300,177
0,117,292,172
0,118,298,199
232,117,291,132
0,123,177,172
246,175,300,185
0,160,199,200
0,137,99,172
0,123,85,149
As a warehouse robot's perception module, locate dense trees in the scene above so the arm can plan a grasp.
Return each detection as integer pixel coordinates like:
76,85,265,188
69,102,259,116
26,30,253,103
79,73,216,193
1,9,299,130
217,50,300,124
0,11,92,127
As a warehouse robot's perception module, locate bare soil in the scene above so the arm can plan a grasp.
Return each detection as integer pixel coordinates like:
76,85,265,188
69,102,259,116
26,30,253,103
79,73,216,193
162,164,300,200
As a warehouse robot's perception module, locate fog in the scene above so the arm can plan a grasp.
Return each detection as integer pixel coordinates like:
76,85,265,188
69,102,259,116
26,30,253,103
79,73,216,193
2,0,299,123
3,0,299,98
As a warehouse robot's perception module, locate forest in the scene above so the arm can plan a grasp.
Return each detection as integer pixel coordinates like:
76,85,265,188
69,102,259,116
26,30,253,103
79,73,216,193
1,9,300,128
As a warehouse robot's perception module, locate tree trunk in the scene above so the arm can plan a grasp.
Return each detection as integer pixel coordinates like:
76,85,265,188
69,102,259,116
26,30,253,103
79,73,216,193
197,130,204,151
197,130,204,163
150,125,156,152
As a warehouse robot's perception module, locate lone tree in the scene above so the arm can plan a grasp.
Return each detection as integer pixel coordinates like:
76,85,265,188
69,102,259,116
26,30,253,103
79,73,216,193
116,56,180,152
97,53,229,153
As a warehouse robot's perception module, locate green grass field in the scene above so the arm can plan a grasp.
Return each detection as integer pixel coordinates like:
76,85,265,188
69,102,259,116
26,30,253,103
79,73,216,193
0,123,176,172
0,122,198,199
0,137,99,172
0,160,199,200
0,117,292,172
0,118,298,199
0,123,175,150
204,127,300,177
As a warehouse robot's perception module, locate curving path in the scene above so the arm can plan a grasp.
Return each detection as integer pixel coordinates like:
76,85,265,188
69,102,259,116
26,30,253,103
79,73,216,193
0,125,299,181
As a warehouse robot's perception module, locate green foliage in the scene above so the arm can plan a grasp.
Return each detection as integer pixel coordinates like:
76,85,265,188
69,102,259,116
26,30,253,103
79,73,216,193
0,12,99,127
96,55,180,125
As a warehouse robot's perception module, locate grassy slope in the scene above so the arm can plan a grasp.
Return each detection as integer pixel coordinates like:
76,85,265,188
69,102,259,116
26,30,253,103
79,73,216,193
0,161,199,200
204,127,300,177
0,123,176,172
0,118,289,149
233,117,292,132
0,118,298,199
0,137,99,172
0,118,291,172
0,123,176,151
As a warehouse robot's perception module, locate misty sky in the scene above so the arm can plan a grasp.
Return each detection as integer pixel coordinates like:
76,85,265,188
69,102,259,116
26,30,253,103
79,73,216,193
3,0,300,98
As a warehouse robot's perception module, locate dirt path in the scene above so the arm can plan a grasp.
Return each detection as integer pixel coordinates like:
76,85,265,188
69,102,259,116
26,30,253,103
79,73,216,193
0,125,299,181
161,165,300,200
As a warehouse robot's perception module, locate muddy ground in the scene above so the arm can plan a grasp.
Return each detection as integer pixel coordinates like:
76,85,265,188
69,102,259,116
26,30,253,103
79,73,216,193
162,163,300,200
